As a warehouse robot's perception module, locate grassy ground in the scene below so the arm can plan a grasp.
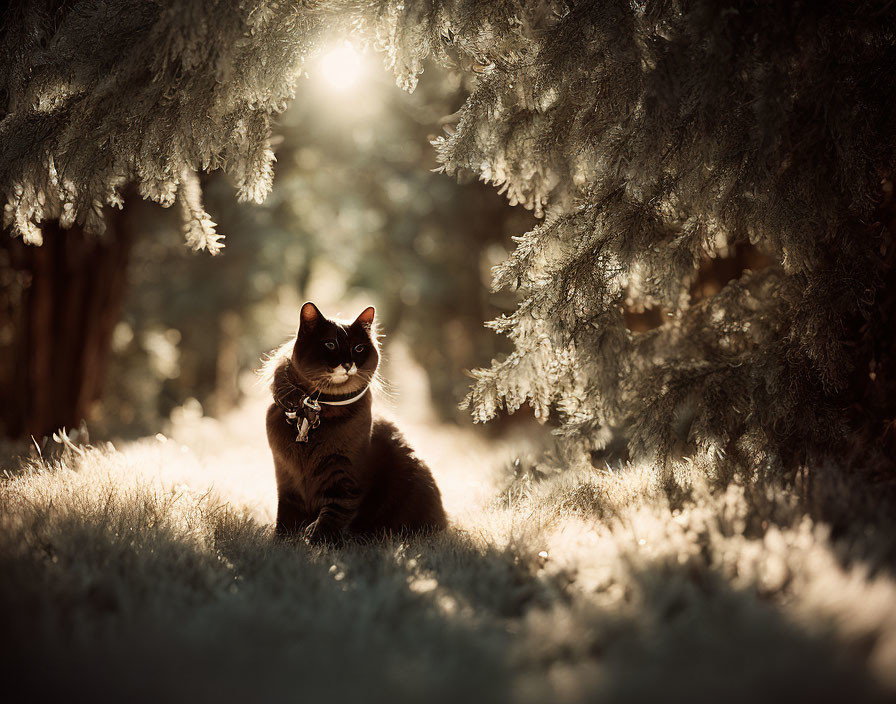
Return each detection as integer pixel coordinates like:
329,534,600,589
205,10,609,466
2,391,895,702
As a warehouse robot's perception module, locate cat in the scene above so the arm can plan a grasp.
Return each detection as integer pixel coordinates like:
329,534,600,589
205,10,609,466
265,301,448,543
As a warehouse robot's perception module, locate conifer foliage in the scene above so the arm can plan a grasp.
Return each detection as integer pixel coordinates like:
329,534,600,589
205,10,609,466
1,0,318,251
4,1,896,471
348,1,896,472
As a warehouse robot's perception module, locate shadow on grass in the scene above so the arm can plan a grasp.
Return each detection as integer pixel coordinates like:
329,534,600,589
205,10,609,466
0,484,889,703
0,496,517,704
518,557,889,704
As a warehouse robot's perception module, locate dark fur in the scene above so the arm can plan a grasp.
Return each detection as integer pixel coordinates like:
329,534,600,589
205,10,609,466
265,303,447,543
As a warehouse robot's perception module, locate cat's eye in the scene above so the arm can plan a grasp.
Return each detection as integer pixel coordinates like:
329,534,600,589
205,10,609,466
324,341,336,351
353,344,366,354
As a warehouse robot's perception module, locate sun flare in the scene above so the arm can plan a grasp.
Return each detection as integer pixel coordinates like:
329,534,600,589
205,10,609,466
317,42,364,94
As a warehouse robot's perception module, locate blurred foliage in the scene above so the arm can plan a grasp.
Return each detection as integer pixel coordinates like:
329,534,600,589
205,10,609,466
94,58,533,436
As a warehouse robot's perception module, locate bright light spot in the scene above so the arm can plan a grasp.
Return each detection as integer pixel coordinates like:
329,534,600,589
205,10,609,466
408,576,438,594
318,42,364,94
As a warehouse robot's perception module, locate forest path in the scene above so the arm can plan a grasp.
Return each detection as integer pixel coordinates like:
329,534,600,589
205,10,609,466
159,371,529,532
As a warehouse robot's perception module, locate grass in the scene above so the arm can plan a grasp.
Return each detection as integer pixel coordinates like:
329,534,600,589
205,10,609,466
1,395,895,703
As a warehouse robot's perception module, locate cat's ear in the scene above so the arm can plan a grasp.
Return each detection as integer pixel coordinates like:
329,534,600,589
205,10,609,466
354,306,375,331
299,301,322,334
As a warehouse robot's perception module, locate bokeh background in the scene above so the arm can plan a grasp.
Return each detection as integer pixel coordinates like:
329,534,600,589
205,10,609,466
91,44,535,438
4,19,896,701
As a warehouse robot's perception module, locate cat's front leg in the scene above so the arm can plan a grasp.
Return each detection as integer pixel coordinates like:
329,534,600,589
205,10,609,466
304,475,364,545
276,490,312,539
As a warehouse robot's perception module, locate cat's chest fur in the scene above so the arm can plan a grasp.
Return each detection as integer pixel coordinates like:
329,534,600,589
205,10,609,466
265,399,371,507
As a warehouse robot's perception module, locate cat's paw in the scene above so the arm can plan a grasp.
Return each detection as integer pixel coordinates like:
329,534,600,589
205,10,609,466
302,520,322,544
303,519,343,546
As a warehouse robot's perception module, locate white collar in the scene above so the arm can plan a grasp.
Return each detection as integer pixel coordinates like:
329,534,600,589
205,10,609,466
318,386,369,406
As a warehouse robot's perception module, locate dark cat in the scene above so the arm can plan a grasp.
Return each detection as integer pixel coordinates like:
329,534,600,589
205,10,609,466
265,301,448,543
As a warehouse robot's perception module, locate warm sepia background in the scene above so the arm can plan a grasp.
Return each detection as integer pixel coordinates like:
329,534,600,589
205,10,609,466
3,8,896,702
82,47,534,439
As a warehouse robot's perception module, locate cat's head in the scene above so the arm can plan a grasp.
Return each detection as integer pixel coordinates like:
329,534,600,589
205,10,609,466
290,302,379,394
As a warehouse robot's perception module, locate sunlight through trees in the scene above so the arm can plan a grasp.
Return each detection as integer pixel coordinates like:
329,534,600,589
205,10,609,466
2,3,896,701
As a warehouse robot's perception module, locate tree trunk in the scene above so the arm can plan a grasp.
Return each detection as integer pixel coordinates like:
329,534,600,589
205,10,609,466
0,209,132,439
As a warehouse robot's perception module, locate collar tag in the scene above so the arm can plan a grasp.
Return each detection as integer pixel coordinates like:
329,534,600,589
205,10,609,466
296,417,311,443
285,394,321,443
281,385,368,443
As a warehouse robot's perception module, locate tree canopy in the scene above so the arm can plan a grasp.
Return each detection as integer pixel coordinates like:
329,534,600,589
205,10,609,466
1,0,318,249
3,1,895,473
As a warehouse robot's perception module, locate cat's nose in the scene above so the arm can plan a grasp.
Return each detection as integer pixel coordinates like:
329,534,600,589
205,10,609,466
341,362,352,371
